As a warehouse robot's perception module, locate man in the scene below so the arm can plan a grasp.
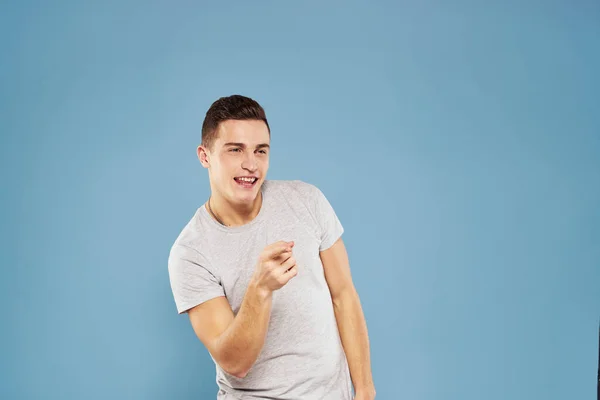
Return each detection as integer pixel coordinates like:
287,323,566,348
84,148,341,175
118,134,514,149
168,95,376,400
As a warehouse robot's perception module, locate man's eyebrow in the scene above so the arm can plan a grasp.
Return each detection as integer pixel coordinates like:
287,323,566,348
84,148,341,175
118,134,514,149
223,142,270,149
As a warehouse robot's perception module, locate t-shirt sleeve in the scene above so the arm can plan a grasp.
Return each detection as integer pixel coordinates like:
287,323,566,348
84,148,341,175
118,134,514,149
309,184,344,251
168,243,225,314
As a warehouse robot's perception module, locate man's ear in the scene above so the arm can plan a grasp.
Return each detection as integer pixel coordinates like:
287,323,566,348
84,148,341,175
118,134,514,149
197,145,210,169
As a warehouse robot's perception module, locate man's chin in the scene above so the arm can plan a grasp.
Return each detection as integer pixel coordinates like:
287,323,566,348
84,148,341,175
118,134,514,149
230,188,259,204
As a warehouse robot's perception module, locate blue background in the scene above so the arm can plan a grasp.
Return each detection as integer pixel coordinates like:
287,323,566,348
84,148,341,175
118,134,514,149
2,1,599,399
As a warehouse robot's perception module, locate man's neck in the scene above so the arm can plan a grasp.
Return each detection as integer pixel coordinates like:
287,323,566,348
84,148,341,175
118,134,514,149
207,191,263,227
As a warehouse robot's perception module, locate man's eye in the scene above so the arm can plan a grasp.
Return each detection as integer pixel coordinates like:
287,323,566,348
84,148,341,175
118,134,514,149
258,150,267,154
230,148,241,152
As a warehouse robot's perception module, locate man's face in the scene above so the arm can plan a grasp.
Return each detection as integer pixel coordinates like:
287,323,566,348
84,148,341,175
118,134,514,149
199,119,270,205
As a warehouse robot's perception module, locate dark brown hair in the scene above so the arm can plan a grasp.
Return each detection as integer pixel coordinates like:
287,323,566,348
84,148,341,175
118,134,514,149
201,95,270,150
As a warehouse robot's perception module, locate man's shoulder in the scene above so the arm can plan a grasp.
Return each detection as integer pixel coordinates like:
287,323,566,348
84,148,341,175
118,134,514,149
168,209,206,258
264,179,320,197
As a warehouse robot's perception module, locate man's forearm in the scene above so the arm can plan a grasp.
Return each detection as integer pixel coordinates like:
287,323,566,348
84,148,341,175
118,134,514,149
333,288,376,397
214,281,272,378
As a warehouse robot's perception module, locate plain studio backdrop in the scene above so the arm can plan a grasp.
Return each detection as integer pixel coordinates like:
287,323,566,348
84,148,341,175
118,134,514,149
1,1,599,399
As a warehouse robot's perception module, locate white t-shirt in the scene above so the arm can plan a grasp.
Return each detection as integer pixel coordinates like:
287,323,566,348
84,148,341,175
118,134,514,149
168,179,352,399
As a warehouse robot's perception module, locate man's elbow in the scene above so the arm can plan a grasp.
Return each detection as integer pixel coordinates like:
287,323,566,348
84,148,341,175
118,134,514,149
222,364,249,379
215,350,252,379
232,369,250,379
204,331,258,379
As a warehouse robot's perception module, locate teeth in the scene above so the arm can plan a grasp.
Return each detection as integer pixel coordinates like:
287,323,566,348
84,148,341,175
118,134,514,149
237,177,256,183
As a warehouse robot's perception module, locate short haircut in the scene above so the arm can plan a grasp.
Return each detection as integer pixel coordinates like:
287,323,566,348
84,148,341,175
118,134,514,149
201,95,270,151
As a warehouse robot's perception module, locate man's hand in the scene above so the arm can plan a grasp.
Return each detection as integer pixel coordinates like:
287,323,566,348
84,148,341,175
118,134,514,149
250,240,297,295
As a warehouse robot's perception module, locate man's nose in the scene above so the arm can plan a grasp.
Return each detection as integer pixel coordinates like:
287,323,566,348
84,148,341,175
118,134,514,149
241,152,258,171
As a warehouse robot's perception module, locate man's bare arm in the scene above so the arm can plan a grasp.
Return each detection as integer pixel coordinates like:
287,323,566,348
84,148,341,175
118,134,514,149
188,282,272,378
321,238,376,399
187,241,297,378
